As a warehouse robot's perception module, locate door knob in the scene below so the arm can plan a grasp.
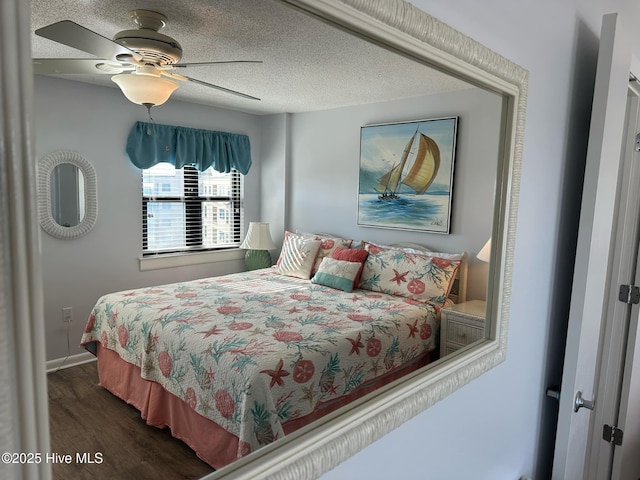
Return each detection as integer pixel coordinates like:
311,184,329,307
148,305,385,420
574,391,595,412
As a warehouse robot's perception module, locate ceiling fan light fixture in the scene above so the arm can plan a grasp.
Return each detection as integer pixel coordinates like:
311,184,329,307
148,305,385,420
112,73,179,106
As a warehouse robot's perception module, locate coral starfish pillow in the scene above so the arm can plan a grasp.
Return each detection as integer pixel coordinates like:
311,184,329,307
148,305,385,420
359,242,460,306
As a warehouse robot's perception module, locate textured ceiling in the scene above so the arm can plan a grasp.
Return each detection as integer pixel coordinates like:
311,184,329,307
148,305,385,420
30,0,473,115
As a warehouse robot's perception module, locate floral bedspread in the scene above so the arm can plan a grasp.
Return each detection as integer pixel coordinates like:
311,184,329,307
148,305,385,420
80,268,440,459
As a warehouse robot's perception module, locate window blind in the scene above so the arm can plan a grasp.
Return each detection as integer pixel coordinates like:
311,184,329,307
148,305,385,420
142,164,242,255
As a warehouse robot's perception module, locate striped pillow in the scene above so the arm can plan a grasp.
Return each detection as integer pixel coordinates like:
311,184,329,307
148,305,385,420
285,231,353,274
276,235,322,279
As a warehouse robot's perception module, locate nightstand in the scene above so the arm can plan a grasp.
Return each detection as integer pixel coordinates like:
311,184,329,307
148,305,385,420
440,299,486,355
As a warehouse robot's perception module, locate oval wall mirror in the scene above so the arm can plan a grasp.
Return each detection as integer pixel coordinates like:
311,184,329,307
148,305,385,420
37,150,97,239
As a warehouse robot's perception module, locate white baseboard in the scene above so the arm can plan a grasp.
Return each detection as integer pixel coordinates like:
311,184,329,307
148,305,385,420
46,351,96,372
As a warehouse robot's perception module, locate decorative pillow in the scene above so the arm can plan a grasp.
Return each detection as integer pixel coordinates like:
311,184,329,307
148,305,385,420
276,233,322,279
360,244,461,306
361,241,424,255
350,240,364,249
330,247,368,290
363,241,465,260
287,231,353,274
311,257,362,292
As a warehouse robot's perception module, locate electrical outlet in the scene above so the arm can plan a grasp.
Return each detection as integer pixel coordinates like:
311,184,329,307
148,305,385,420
62,307,72,323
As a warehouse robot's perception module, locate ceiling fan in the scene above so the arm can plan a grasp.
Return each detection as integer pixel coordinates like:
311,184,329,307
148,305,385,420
33,9,261,112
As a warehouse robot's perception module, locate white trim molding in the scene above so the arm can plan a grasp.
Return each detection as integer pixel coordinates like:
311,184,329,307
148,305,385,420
46,352,96,373
139,248,245,271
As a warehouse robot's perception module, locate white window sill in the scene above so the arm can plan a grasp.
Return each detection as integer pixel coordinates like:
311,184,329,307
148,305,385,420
139,249,245,271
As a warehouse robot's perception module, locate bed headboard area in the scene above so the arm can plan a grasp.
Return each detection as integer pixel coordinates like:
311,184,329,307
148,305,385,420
292,232,469,306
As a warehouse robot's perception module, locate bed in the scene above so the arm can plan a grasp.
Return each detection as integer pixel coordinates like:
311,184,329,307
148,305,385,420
80,233,467,469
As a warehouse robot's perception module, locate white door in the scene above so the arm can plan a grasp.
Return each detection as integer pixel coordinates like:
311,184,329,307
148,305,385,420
552,13,635,480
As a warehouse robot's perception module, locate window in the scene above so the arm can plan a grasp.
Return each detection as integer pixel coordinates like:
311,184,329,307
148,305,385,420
142,163,242,255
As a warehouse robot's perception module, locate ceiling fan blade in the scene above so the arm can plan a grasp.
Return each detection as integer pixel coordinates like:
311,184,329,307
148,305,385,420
35,20,142,63
183,75,260,101
33,58,130,75
171,60,263,68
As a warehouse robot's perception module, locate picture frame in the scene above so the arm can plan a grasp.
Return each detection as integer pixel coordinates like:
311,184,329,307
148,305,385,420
357,117,458,233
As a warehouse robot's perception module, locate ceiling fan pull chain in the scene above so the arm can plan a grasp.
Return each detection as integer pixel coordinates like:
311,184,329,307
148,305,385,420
143,103,154,124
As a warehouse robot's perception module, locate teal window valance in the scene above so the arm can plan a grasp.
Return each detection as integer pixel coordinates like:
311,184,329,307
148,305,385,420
126,121,252,174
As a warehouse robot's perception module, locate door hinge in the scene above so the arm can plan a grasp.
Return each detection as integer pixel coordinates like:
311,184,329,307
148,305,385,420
635,132,640,151
603,424,624,446
619,284,640,304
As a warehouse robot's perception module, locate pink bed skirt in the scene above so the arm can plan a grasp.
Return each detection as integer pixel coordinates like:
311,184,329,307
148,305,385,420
94,343,432,469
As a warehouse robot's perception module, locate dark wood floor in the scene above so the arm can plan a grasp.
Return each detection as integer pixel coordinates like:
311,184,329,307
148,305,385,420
48,361,215,480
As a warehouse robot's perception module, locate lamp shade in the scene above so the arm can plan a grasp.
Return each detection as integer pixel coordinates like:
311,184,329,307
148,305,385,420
477,238,491,263
112,73,179,106
240,222,276,250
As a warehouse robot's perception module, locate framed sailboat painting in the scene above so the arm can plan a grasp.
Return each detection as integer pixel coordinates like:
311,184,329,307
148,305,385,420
357,116,458,233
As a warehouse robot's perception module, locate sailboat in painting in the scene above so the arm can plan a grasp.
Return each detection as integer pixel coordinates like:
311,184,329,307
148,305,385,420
375,130,440,200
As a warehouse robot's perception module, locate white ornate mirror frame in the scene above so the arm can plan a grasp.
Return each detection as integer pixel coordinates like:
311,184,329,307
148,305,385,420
206,0,527,478
37,149,98,239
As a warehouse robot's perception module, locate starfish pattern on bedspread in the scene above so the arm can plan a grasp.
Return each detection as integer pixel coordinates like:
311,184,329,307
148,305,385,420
80,268,440,461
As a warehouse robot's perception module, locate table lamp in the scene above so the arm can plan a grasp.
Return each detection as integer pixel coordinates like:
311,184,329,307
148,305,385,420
477,238,491,263
240,222,276,270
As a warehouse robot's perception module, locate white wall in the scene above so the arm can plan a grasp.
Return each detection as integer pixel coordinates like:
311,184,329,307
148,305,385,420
34,76,262,361
258,113,289,247
288,87,501,301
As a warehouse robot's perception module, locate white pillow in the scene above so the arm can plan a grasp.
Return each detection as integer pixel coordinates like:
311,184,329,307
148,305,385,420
276,235,322,279
364,241,466,260
311,257,362,292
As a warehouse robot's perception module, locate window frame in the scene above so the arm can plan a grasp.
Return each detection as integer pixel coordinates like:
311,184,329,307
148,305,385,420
141,165,242,256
